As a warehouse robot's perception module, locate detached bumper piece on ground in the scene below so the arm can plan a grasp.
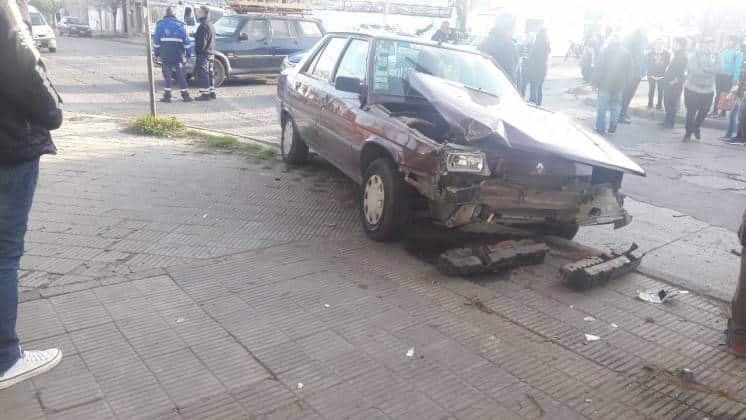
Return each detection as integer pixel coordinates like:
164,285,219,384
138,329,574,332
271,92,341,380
437,240,550,276
561,243,644,291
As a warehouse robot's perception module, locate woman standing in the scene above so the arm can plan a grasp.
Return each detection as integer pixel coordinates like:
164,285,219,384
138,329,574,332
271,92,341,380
683,38,721,142
525,28,551,106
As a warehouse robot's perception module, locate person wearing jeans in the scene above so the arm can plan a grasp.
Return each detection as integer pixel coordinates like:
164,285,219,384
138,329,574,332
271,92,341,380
592,33,633,134
646,39,670,109
725,95,742,139
525,28,551,106
194,6,217,101
663,38,688,128
0,0,64,389
683,38,720,142
711,36,743,117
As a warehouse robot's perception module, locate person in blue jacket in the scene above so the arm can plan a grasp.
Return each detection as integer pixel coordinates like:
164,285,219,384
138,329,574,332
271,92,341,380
153,7,192,102
711,36,743,117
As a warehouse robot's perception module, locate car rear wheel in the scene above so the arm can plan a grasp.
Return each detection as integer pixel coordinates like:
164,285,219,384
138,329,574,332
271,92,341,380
360,158,411,242
213,59,226,88
48,47,56,53
280,117,308,164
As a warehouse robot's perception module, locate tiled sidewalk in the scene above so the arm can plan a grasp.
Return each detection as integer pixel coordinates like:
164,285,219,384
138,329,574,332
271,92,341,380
3,117,746,419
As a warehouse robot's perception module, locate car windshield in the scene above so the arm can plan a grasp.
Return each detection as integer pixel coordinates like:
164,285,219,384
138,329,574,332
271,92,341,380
67,17,80,24
372,39,520,101
30,13,45,26
214,16,242,36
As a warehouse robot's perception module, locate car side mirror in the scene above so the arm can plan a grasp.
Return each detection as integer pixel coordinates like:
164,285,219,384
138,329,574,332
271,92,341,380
239,32,249,41
335,76,363,94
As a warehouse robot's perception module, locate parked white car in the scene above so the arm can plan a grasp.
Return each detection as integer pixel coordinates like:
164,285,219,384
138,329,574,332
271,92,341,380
28,5,57,52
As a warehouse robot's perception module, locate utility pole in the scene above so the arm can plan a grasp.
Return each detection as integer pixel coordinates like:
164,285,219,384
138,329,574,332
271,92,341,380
143,0,156,116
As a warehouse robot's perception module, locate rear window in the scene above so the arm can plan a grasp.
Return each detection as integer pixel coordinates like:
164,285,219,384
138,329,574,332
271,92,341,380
299,21,322,37
310,37,347,81
30,13,45,26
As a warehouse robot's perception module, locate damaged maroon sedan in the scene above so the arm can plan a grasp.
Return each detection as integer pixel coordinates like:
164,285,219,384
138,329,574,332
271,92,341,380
277,32,645,241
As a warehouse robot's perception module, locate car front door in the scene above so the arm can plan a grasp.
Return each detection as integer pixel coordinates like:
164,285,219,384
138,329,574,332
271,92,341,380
316,38,371,179
269,19,301,71
233,19,274,74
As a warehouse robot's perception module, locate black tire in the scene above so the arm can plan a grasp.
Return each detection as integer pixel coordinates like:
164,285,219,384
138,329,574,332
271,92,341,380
213,59,226,88
360,158,411,242
280,116,308,165
48,47,57,53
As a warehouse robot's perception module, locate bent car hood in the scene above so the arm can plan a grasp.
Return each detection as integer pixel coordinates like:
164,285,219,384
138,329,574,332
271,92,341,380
407,72,646,176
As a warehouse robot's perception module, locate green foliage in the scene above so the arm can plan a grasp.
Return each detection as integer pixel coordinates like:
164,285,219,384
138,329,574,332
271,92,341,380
127,115,186,137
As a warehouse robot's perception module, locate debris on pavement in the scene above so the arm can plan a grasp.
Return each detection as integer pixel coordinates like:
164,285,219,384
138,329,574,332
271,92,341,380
645,317,656,324
437,240,549,276
642,365,729,397
406,348,415,358
732,249,742,257
561,243,643,291
464,296,496,314
584,334,601,342
323,304,330,308
297,382,304,390
610,323,619,329
637,289,689,304
583,316,596,322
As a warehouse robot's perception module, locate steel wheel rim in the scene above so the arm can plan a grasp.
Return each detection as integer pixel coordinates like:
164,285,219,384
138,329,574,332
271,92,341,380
363,174,385,225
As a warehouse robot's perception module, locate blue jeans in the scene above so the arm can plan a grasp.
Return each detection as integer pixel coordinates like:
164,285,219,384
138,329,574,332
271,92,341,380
161,62,188,93
0,159,39,374
727,98,742,138
596,90,622,132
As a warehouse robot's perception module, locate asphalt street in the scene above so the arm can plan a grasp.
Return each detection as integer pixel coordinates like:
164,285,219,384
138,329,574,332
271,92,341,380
44,36,746,299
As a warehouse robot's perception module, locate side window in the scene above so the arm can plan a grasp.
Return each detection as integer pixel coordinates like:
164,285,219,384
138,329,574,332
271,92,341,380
311,37,347,81
271,20,295,38
242,20,267,42
299,21,322,37
335,39,369,82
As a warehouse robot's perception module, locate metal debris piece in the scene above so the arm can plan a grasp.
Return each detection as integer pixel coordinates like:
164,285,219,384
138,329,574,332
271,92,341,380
406,348,415,357
637,289,689,304
675,368,696,384
561,243,643,291
583,316,596,322
584,334,601,342
437,240,549,276
610,323,619,329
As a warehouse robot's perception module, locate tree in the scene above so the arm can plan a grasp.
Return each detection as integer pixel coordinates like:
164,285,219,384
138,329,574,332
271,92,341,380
29,0,62,24
94,0,127,33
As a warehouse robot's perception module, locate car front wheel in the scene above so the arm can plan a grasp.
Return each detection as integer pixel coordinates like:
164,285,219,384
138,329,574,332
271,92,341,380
213,59,226,88
360,158,411,242
280,117,308,164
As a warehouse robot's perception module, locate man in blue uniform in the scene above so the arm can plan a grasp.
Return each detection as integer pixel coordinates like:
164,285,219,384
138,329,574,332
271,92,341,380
153,7,192,102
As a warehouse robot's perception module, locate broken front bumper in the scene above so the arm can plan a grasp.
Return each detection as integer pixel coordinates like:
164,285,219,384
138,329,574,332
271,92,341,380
429,178,631,230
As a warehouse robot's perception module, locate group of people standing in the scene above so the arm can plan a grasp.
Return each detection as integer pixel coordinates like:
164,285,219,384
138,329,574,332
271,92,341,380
477,14,551,106
153,6,217,103
592,30,745,142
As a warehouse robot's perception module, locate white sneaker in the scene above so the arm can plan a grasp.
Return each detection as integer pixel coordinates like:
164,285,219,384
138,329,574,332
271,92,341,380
0,349,62,390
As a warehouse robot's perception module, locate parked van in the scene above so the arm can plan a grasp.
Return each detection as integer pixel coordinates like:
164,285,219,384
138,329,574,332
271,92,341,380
28,5,57,52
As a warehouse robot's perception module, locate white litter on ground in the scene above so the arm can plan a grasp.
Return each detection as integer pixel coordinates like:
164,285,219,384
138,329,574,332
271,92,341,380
406,348,415,357
637,289,689,304
585,334,601,342
584,316,596,322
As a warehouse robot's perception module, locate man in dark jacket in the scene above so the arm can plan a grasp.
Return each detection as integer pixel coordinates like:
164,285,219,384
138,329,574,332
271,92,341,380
619,29,647,124
479,13,519,85
663,37,688,128
0,0,63,390
194,6,216,101
593,34,633,134
646,39,670,109
153,6,192,102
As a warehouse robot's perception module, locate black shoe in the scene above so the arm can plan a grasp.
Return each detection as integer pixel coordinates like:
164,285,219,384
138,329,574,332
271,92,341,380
160,94,172,103
594,128,606,136
608,124,617,134
195,94,211,101
181,93,193,102
683,133,692,142
694,129,701,140
618,115,631,124
210,92,217,100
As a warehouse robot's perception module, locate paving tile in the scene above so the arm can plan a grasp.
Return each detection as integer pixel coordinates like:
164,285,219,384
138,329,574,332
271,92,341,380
142,347,225,407
46,399,117,420
0,379,44,420
296,330,355,362
191,335,271,391
16,299,66,341
305,382,372,420
232,378,298,416
178,392,248,420
51,289,112,331
32,354,104,413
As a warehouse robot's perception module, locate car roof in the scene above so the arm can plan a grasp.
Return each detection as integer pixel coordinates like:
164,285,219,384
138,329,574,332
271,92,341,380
325,31,481,54
227,13,321,23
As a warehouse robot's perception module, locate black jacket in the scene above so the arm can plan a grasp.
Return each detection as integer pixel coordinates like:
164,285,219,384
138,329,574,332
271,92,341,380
194,18,215,56
593,42,633,92
664,51,687,87
479,32,519,84
646,50,671,78
525,39,550,82
0,0,62,164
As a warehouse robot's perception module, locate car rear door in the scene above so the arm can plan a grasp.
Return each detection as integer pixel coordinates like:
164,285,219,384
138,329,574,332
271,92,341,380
289,36,348,159
233,19,274,74
297,20,324,50
269,19,301,71
316,38,371,179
